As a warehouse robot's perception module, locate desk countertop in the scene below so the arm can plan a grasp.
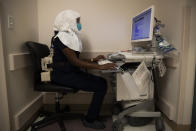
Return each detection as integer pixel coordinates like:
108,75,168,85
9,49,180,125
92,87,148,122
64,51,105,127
118,52,163,63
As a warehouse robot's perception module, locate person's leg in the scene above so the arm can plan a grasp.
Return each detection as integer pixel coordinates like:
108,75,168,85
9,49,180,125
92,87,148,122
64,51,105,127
73,73,108,129
85,76,107,122
52,71,108,121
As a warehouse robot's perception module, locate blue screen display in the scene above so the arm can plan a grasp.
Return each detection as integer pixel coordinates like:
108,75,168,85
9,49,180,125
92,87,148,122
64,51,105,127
131,8,152,41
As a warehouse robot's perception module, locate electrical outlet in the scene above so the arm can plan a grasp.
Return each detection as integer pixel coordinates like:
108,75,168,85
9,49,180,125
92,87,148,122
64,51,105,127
8,15,14,30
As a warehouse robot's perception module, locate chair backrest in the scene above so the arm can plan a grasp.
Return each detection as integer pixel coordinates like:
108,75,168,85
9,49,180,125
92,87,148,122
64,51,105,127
26,41,50,86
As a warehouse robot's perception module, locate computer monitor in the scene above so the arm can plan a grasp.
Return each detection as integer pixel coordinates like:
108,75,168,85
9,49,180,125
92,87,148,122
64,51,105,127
131,5,155,43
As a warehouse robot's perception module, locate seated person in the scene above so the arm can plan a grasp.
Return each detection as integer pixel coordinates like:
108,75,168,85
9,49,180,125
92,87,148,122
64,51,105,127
51,10,116,129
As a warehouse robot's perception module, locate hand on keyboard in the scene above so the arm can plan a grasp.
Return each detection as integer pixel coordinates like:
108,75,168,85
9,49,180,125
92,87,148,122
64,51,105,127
98,60,117,70
98,59,113,65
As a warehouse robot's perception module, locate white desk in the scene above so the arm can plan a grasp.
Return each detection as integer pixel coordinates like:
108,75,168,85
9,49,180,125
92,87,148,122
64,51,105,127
108,52,164,130
101,52,163,73
118,52,163,63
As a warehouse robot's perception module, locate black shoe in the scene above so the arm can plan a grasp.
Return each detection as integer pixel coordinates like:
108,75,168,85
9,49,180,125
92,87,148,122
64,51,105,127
82,118,106,129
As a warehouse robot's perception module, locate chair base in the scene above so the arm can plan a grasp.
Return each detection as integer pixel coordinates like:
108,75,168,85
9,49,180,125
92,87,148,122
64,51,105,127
31,108,84,131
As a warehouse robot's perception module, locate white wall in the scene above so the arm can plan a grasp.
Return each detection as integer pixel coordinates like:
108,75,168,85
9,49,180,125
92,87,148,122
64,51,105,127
37,0,193,124
0,3,10,130
182,0,196,124
154,0,185,122
1,0,40,130
38,0,158,52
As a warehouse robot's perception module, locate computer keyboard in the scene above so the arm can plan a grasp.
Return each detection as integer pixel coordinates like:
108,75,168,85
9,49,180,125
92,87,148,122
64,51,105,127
98,59,113,65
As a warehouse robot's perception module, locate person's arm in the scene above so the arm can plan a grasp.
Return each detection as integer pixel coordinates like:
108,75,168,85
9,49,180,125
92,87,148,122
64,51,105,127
81,58,94,63
82,55,105,63
62,48,116,70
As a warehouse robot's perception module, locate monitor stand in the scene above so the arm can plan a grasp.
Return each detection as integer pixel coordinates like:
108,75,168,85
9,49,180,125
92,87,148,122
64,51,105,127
132,41,157,55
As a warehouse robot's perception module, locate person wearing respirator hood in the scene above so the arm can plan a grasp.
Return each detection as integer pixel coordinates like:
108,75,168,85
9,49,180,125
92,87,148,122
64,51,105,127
51,10,116,129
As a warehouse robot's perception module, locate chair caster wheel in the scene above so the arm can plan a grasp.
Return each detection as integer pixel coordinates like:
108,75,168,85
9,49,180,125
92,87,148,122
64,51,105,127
155,117,165,131
112,120,124,131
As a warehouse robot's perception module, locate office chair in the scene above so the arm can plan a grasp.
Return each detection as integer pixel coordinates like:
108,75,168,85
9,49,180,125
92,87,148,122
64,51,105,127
26,41,80,131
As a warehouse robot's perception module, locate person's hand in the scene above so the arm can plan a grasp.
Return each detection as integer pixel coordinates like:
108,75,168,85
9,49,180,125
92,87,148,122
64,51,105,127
98,63,117,70
93,55,105,62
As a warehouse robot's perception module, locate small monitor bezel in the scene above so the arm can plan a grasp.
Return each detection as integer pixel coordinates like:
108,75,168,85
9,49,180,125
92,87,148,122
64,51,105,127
131,5,155,43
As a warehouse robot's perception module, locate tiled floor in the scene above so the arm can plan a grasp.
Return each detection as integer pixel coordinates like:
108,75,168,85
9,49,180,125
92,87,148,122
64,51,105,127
27,116,172,131
124,121,172,131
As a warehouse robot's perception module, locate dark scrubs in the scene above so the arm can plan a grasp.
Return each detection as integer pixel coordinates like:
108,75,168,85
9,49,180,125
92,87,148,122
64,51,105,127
51,34,107,121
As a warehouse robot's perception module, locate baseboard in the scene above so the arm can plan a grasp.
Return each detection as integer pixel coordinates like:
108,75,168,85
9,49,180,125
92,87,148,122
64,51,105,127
158,96,176,121
14,94,43,130
164,115,190,131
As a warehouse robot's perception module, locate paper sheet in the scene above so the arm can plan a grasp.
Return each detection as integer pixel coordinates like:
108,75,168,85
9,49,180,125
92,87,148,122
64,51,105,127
117,61,154,101
132,61,151,96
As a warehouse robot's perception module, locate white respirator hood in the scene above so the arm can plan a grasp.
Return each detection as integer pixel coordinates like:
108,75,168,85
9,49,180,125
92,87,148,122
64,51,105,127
54,10,83,52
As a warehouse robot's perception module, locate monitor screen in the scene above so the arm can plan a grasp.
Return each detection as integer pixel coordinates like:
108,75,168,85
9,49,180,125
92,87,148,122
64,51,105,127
131,6,154,42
